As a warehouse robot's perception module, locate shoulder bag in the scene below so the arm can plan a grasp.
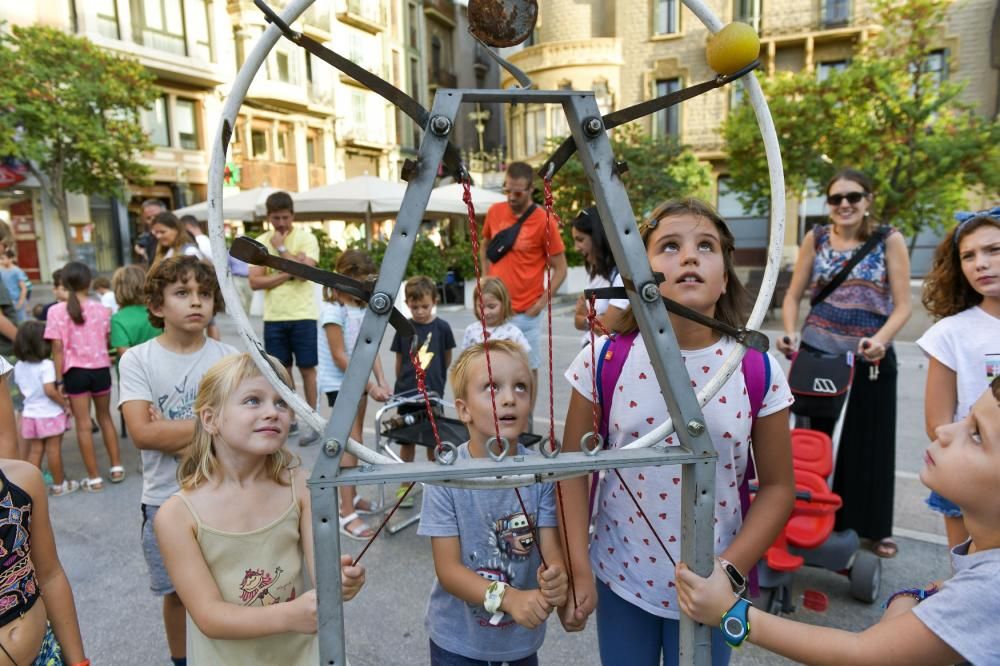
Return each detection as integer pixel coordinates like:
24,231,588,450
485,204,537,263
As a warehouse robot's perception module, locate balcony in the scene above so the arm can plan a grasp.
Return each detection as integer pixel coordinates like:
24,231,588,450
424,0,457,27
237,160,298,192
302,3,332,38
341,127,387,150
337,0,386,33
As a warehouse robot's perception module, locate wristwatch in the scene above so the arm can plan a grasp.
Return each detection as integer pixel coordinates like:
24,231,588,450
276,244,288,254
483,581,507,626
718,558,747,596
720,597,752,648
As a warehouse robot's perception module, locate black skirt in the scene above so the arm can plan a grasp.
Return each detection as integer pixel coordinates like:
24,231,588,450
808,347,897,541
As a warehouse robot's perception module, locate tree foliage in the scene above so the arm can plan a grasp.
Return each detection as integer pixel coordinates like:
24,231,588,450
549,124,712,265
0,25,158,258
722,0,1000,236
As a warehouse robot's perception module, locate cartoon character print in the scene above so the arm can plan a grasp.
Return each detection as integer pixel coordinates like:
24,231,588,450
239,566,292,606
492,511,536,560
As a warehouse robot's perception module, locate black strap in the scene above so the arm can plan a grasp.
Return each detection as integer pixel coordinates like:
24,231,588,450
810,226,889,307
510,203,538,235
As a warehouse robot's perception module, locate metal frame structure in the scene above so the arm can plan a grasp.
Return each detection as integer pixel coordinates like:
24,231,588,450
205,2,786,664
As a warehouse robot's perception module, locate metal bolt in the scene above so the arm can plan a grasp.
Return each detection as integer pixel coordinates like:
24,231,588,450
614,160,629,175
430,115,452,136
360,463,375,473
686,420,706,437
323,439,342,456
641,282,660,302
513,455,524,462
582,116,604,137
369,292,392,314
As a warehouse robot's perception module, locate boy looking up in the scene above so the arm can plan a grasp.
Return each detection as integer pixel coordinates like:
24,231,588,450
390,275,455,506
118,256,237,666
418,340,567,664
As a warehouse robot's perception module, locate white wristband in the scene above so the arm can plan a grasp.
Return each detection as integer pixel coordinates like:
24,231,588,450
484,581,507,625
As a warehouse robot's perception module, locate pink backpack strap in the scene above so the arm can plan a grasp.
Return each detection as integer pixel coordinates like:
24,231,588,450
739,348,770,597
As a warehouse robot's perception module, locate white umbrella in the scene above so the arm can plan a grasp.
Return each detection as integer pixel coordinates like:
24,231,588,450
173,186,280,222
426,182,506,217
291,175,409,221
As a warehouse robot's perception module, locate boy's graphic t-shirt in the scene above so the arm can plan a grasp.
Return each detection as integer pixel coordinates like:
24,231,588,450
565,335,793,619
390,317,456,396
418,443,557,662
118,337,237,505
916,306,1000,421
912,539,1000,665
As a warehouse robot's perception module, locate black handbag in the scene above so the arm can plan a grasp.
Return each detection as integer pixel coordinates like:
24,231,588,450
486,204,536,263
788,226,889,419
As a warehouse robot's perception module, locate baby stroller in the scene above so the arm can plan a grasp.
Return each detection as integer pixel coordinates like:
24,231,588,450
752,345,881,615
751,428,881,615
373,390,542,534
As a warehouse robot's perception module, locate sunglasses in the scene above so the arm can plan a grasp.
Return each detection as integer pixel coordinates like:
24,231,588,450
826,192,868,206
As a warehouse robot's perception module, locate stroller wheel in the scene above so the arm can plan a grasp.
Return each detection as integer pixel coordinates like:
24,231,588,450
848,550,882,603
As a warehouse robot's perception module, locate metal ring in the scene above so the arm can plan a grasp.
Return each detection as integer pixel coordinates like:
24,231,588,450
539,437,562,459
486,436,510,462
581,431,604,456
435,441,458,466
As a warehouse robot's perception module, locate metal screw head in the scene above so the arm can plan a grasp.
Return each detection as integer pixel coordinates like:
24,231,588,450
614,160,629,175
369,292,392,314
641,282,660,302
582,116,604,137
686,420,706,437
323,439,342,456
430,115,452,136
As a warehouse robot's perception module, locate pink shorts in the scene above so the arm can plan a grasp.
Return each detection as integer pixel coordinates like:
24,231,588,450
21,413,70,440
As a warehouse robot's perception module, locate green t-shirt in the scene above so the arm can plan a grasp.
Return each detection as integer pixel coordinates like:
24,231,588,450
111,305,161,351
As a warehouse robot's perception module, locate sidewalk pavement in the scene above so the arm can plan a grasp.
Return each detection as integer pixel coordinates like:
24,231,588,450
44,282,949,665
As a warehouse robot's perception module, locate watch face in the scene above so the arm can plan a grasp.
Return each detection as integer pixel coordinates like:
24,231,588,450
723,615,746,640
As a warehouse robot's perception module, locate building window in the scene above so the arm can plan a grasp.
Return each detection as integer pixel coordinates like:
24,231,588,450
275,51,291,83
654,78,681,138
653,0,679,35
817,59,848,82
408,2,419,48
96,0,120,39
921,49,948,89
306,135,320,165
251,129,269,159
175,98,199,150
275,128,291,162
734,0,760,33
352,93,366,128
189,0,213,62
821,0,850,27
729,79,746,108
718,175,768,249
142,95,170,147
131,0,187,56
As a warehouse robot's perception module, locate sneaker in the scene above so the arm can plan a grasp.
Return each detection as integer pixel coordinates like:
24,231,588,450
42,470,54,486
395,486,415,509
298,424,321,447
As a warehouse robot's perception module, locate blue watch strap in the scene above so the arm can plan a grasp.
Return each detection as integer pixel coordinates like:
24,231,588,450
720,597,752,648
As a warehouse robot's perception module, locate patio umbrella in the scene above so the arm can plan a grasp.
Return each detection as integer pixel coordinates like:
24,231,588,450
426,182,506,217
173,186,280,222
291,175,414,244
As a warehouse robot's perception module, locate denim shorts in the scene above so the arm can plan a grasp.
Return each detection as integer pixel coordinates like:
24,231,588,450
264,319,318,368
140,503,175,596
510,311,542,369
926,490,963,518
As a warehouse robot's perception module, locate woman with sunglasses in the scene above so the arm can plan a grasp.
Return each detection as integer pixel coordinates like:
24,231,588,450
776,168,912,559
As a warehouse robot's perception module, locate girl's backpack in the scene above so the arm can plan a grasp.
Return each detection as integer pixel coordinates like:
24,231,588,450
592,329,771,593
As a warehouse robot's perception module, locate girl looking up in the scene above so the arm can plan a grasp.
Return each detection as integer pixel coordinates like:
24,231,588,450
43,261,123,491
559,199,796,665
154,353,365,664
917,207,1000,548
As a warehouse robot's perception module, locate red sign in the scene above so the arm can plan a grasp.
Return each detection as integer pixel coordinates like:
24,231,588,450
0,159,28,188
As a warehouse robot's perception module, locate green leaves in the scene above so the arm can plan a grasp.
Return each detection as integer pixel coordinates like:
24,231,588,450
722,0,999,237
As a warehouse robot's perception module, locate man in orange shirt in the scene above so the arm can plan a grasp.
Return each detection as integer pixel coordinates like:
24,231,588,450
480,162,567,396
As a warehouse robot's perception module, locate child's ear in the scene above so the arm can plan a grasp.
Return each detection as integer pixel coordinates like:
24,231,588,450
200,407,219,435
454,398,473,425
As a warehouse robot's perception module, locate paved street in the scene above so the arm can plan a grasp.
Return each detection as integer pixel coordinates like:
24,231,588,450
47,284,951,665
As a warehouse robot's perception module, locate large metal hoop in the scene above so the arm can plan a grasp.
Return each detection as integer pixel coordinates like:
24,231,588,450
206,0,784,486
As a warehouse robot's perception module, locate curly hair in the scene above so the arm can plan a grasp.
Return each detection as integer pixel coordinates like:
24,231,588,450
922,214,1000,319
616,198,749,334
145,255,223,329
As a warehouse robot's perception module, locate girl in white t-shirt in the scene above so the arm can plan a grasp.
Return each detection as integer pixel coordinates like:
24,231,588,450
917,208,1000,548
13,321,74,495
559,199,796,665
570,206,619,345
461,276,531,355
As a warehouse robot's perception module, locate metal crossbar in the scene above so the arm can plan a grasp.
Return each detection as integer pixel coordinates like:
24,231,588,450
205,1,786,664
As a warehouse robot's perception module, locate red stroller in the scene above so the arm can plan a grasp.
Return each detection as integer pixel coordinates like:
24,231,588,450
752,427,881,615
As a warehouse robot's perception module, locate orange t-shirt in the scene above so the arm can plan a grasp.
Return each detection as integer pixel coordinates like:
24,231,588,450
483,202,565,313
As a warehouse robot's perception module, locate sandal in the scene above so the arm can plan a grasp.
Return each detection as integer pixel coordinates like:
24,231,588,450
352,495,382,516
50,480,80,497
81,477,105,492
339,512,375,541
109,466,126,483
872,538,898,559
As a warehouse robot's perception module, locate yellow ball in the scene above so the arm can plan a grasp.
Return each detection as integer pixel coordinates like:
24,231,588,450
706,23,761,76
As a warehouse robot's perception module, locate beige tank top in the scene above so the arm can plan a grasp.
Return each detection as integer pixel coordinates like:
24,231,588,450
177,482,319,665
